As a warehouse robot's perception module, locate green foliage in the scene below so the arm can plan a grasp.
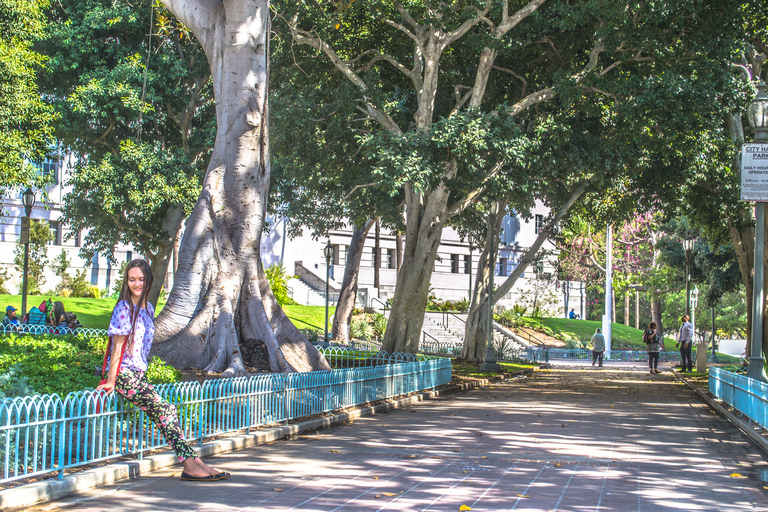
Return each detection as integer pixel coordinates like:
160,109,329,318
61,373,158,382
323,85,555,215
0,0,56,194
349,319,373,340
42,0,210,277
0,333,180,398
372,313,387,339
0,266,11,295
264,262,297,306
0,333,105,396
145,357,181,385
0,363,36,398
111,262,128,298
13,220,53,295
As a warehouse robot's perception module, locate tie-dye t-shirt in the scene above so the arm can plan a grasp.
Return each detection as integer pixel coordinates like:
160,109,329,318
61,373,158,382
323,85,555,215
107,300,155,373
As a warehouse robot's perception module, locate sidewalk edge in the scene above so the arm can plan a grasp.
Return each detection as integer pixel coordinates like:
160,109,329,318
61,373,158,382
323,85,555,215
0,379,487,511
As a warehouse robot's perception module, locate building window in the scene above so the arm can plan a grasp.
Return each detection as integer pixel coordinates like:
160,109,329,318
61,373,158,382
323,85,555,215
535,214,544,234
387,248,395,269
451,254,460,273
39,158,58,185
464,254,471,274
344,245,349,266
371,247,377,268
48,221,60,245
74,230,81,248
331,244,340,265
499,257,508,276
126,250,132,262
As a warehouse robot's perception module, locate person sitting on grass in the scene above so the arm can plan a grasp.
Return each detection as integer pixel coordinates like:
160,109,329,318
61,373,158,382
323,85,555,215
2,306,19,329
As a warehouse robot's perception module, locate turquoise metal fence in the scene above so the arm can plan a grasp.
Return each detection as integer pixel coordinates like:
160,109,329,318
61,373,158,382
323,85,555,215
0,325,108,336
709,367,768,430
0,352,451,484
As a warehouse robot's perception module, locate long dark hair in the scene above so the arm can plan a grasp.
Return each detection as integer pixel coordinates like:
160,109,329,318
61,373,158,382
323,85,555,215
114,259,153,352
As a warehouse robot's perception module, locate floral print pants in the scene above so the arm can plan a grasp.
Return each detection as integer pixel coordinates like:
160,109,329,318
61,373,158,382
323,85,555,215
115,368,196,461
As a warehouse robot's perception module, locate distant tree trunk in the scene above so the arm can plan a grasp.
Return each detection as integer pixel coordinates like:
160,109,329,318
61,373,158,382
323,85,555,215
332,219,374,343
462,203,504,361
651,297,663,342
150,0,329,376
624,291,630,326
462,186,585,361
374,219,380,289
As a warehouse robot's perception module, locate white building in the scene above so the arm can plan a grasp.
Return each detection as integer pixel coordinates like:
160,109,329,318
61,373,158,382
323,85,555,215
261,202,586,319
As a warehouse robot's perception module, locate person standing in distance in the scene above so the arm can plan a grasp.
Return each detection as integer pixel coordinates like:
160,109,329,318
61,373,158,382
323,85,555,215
97,259,230,482
591,328,606,367
676,314,693,373
644,321,663,374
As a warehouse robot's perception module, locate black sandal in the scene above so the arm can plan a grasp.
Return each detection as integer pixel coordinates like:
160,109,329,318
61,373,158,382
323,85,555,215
181,472,221,481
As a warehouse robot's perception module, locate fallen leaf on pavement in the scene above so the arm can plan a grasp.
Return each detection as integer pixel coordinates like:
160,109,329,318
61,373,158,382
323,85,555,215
330,449,340,453
554,462,562,468
373,476,380,479
273,488,284,492
382,492,396,496
516,494,531,498
459,505,472,511
730,473,746,478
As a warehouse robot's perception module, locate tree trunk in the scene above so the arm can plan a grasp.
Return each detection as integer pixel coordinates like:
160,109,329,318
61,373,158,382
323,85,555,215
381,183,452,354
624,291,630,326
462,186,586,360
331,219,374,343
651,296,663,342
462,203,505,361
151,0,329,376
148,204,184,307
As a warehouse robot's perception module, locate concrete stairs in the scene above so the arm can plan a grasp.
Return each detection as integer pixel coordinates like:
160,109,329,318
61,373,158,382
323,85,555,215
289,278,327,306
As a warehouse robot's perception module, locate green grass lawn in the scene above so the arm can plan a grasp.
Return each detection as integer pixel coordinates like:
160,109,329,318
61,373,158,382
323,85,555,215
283,304,336,331
0,294,143,329
519,317,655,350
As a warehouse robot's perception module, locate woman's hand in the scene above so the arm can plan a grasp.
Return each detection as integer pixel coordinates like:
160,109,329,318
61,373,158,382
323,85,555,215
96,380,115,394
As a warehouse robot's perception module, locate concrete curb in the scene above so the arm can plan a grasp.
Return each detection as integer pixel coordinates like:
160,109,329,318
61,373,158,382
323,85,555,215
674,370,768,456
0,379,488,511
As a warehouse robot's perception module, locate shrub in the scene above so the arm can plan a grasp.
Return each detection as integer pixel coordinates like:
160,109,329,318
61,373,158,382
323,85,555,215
454,299,469,312
565,339,581,350
350,319,373,340
372,313,387,338
146,357,181,384
299,328,321,342
111,262,128,297
352,307,363,316
498,309,522,329
265,262,297,306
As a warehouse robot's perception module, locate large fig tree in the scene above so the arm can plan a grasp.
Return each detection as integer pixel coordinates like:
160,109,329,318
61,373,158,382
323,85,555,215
150,0,329,375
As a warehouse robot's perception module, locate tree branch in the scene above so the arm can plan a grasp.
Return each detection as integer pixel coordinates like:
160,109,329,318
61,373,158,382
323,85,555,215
445,161,504,218
158,0,222,57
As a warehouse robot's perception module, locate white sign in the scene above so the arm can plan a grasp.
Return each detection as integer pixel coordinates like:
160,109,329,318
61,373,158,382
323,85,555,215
741,143,768,201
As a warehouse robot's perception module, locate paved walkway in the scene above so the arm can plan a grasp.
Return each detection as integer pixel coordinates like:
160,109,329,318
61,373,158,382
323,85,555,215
30,361,768,511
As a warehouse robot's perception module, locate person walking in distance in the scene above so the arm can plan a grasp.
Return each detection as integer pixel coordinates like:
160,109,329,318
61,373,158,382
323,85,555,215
591,328,606,367
97,260,230,482
644,321,664,374
677,314,693,373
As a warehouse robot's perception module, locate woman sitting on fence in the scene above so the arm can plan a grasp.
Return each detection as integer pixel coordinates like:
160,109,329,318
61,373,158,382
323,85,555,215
97,259,230,482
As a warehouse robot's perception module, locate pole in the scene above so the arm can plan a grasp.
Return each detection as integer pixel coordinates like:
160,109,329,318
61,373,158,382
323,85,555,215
747,201,767,381
324,258,330,344
604,224,612,358
21,234,30,317
709,305,717,363
685,256,691,317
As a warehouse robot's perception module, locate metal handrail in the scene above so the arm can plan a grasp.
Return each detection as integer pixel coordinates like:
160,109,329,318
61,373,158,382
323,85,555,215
370,297,388,310
422,330,440,344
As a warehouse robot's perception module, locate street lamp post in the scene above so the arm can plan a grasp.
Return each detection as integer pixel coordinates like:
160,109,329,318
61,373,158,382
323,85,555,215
323,240,333,344
747,80,768,381
20,187,36,318
682,239,694,317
